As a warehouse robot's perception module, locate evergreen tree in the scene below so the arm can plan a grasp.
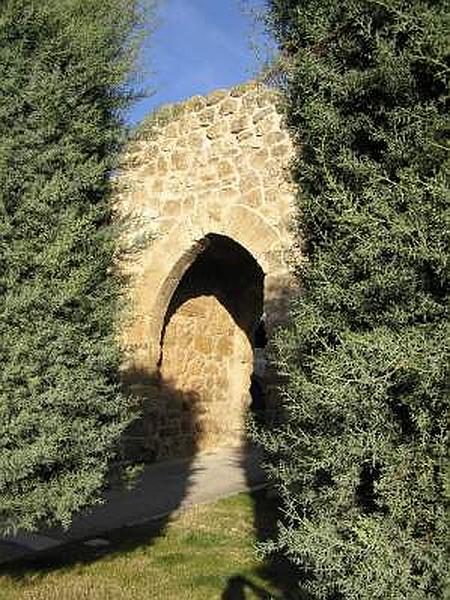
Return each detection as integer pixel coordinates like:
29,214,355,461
258,1,449,598
0,0,153,533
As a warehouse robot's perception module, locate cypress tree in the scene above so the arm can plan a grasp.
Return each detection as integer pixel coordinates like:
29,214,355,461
0,0,153,533
258,1,449,598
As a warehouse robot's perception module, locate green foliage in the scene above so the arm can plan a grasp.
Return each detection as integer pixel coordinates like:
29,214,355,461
257,1,450,598
0,0,154,533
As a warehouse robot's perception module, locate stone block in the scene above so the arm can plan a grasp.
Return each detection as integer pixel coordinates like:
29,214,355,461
197,107,216,126
217,160,234,177
206,121,228,140
164,122,179,138
230,116,250,134
249,148,269,171
271,144,291,158
243,187,264,209
264,131,287,145
164,200,182,217
205,89,228,105
219,97,240,115
171,150,189,170
252,106,273,124
236,129,253,143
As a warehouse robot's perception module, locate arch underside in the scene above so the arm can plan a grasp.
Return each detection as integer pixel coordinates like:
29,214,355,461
158,235,264,455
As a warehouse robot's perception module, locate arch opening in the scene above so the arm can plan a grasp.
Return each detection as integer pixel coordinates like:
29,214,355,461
156,234,266,456
160,234,265,349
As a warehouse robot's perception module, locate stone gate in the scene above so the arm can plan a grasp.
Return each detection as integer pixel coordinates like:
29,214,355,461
115,82,297,461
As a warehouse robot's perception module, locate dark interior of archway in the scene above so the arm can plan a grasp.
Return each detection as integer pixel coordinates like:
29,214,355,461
250,319,268,417
160,233,265,351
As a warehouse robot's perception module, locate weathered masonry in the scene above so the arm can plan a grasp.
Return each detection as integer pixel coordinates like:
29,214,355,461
115,82,298,461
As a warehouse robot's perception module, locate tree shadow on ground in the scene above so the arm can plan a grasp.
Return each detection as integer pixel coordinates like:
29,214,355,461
0,376,272,595
0,386,303,600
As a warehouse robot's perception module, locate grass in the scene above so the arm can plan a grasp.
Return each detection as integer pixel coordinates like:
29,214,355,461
0,491,298,600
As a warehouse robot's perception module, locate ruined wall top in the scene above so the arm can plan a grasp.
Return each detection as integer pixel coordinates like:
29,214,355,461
125,80,285,162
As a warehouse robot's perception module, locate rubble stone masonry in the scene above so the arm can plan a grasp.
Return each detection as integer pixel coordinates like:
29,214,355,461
115,81,298,461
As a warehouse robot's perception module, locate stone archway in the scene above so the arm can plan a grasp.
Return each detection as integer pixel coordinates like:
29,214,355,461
116,82,299,461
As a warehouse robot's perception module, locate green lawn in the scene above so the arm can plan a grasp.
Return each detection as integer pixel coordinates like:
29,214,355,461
0,492,299,600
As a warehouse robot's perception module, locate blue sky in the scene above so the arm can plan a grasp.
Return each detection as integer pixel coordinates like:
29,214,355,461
129,0,272,124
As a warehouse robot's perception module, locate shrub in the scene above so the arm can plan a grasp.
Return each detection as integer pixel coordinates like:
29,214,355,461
257,1,450,597
0,0,154,533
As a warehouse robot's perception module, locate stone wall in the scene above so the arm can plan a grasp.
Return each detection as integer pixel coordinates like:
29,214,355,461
160,296,253,454
115,81,298,461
